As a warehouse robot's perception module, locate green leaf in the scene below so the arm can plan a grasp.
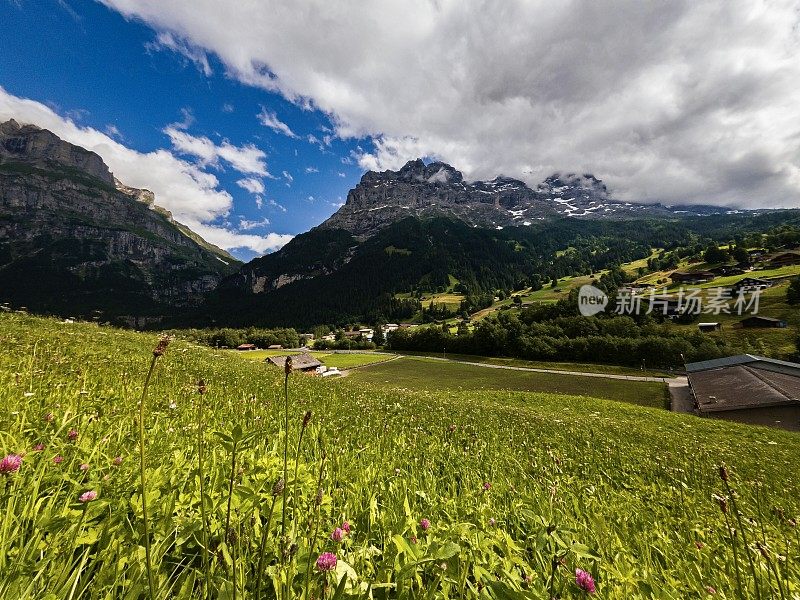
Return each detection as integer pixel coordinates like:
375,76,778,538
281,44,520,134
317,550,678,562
331,572,348,600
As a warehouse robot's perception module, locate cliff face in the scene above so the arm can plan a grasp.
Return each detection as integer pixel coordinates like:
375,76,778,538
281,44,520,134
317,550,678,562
319,159,558,238
0,119,238,322
318,159,731,239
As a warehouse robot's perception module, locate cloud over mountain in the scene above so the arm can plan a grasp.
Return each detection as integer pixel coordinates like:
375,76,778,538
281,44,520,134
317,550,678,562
0,86,290,253
101,0,800,207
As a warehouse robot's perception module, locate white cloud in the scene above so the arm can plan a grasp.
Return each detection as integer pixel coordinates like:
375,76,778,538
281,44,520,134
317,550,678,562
236,177,265,194
188,223,292,254
104,124,122,139
304,166,318,173
282,170,293,183
257,106,297,138
144,31,212,76
163,124,269,176
222,102,234,113
268,198,287,212
100,0,800,207
238,216,271,230
0,86,289,253
255,195,263,209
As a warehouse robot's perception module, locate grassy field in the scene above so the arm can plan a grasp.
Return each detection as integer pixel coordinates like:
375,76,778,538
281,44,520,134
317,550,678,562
396,352,674,378
667,282,800,358
232,349,395,369
0,313,798,598
350,356,670,408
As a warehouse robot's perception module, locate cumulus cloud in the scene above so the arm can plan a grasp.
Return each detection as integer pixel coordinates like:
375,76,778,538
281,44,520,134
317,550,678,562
257,106,297,138
100,0,800,207
238,216,271,230
0,86,290,253
163,124,269,176
236,177,265,194
188,223,293,254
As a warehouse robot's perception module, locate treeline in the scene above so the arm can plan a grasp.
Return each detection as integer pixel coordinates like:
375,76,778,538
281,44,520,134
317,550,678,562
174,327,301,349
386,294,728,368
314,338,376,350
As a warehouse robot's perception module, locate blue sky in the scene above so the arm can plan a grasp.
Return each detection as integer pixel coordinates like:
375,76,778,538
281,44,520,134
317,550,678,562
0,0,368,260
2,1,799,261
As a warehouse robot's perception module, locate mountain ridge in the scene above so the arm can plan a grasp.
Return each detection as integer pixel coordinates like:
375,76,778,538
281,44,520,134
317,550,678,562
317,158,738,238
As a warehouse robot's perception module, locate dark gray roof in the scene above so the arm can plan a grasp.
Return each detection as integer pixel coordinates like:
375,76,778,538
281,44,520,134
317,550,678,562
740,316,785,323
686,354,800,413
266,352,322,371
685,354,800,373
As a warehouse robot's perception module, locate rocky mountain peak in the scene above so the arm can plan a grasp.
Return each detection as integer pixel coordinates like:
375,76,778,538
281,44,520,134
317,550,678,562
539,172,609,196
0,119,114,186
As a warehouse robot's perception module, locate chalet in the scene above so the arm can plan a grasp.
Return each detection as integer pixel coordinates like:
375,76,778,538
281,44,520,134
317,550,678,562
748,249,766,260
236,343,257,351
646,296,683,317
618,283,652,294
732,277,771,293
767,252,800,268
382,323,399,333
267,344,283,350
698,322,722,333
739,315,787,329
343,330,362,339
685,355,800,431
670,271,715,284
358,328,374,341
266,352,322,373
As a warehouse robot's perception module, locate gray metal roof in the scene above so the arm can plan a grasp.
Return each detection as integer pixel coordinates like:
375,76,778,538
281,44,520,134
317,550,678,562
739,316,785,323
688,364,800,412
685,354,800,373
266,352,322,371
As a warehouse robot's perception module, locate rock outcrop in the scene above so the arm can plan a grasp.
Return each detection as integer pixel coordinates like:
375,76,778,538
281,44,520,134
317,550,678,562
318,159,730,238
0,119,238,322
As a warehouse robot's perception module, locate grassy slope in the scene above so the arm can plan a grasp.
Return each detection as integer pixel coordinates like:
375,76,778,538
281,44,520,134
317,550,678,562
1,313,798,598
349,356,669,408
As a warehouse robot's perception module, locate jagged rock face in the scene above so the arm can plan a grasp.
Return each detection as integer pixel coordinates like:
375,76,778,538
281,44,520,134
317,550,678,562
320,159,559,238
0,119,238,320
319,159,732,238
0,119,114,186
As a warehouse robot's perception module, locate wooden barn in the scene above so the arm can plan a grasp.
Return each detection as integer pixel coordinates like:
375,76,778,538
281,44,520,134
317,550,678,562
739,316,787,329
266,352,322,374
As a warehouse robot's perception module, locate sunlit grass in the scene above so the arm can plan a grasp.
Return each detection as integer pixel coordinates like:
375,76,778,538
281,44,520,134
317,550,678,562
0,313,797,598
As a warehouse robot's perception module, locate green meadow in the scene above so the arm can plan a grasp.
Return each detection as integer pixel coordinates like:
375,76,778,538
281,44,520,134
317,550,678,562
0,313,798,599
349,356,669,408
